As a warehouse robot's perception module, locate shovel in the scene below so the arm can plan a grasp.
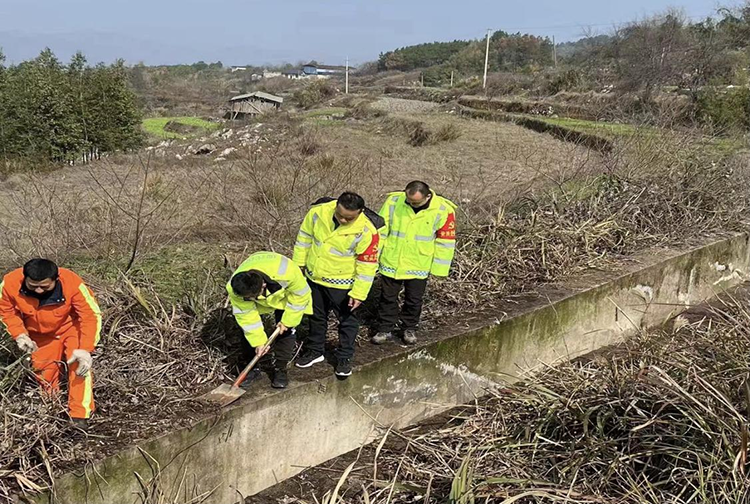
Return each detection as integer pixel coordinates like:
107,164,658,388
203,327,282,407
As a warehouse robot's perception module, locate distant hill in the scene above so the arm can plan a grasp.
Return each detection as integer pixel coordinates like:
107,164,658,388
376,30,555,85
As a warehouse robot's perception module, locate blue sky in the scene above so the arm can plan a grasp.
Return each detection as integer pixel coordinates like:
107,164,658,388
0,0,725,66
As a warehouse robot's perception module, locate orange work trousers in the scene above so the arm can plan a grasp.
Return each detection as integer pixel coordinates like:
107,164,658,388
29,325,94,419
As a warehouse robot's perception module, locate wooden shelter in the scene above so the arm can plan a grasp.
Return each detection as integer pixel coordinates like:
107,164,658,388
226,92,283,119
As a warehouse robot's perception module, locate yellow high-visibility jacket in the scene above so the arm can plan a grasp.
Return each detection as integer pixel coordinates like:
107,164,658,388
379,192,457,280
292,199,381,301
227,252,312,347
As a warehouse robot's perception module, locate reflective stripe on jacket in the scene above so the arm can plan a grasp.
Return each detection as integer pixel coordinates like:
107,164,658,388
227,252,312,347
0,268,102,352
379,192,457,280
292,200,380,301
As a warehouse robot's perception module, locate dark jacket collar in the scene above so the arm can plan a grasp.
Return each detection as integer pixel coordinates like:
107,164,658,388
258,272,282,295
312,196,386,230
20,279,65,307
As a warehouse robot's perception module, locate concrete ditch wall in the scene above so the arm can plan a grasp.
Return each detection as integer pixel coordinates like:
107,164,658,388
46,235,750,504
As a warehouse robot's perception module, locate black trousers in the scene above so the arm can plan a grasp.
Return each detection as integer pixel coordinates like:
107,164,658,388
305,280,359,360
271,310,297,367
240,310,297,369
377,276,428,333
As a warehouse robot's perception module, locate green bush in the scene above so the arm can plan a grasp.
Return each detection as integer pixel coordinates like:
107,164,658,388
543,68,584,95
697,87,750,133
293,80,338,109
422,65,454,87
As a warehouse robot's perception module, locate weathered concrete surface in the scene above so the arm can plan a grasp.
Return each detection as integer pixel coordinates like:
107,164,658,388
46,234,750,504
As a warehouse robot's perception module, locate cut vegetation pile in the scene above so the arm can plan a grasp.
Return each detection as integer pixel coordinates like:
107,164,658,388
310,294,750,504
0,280,229,501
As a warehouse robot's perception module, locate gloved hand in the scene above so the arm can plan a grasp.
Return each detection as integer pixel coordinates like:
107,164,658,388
15,333,38,353
67,349,93,377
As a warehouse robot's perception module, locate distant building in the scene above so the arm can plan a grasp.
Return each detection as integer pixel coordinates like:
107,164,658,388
263,70,282,79
226,91,283,119
280,63,351,80
231,66,248,73
302,62,349,77
282,69,304,79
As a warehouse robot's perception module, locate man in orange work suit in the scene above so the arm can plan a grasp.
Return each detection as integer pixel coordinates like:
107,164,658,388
0,259,101,428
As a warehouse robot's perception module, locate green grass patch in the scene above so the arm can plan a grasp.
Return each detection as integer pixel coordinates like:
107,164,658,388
304,108,348,118
540,117,647,138
542,116,746,153
307,118,346,127
142,117,222,139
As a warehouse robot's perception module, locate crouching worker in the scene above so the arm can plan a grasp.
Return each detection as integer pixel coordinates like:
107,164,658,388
0,259,101,428
227,251,312,389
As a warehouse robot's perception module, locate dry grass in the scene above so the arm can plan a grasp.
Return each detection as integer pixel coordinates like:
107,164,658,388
311,293,750,503
0,111,606,269
0,104,748,501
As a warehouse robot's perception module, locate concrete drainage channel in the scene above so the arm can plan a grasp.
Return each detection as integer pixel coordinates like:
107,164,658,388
42,234,750,504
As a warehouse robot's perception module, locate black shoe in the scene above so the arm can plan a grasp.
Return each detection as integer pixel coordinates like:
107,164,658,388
272,368,289,389
71,418,89,430
239,368,263,389
372,331,393,345
335,358,353,379
296,351,325,368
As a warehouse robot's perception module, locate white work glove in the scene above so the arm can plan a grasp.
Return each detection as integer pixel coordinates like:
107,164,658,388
67,349,93,377
15,333,38,353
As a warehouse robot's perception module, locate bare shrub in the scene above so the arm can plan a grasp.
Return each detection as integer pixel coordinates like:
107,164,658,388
408,123,431,147
379,117,461,147
433,123,461,143
297,130,323,156
428,128,749,314
345,100,388,120
484,72,533,101
257,76,297,95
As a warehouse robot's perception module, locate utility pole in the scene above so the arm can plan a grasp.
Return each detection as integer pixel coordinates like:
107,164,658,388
483,29,491,89
450,70,454,88
345,57,349,94
553,36,558,68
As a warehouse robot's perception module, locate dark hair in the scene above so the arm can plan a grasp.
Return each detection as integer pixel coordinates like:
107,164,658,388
23,258,59,281
231,271,264,297
405,180,430,196
337,192,365,211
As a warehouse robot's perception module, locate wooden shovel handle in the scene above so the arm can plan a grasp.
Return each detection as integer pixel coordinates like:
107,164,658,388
232,327,283,388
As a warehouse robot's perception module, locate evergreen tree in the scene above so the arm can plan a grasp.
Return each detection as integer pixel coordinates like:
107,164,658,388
0,48,143,166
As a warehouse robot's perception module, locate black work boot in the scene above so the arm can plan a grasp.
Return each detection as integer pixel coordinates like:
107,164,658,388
239,368,263,389
271,367,289,389
402,330,418,345
71,418,89,431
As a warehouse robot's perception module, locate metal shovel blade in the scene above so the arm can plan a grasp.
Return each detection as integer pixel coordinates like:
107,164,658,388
202,383,246,407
